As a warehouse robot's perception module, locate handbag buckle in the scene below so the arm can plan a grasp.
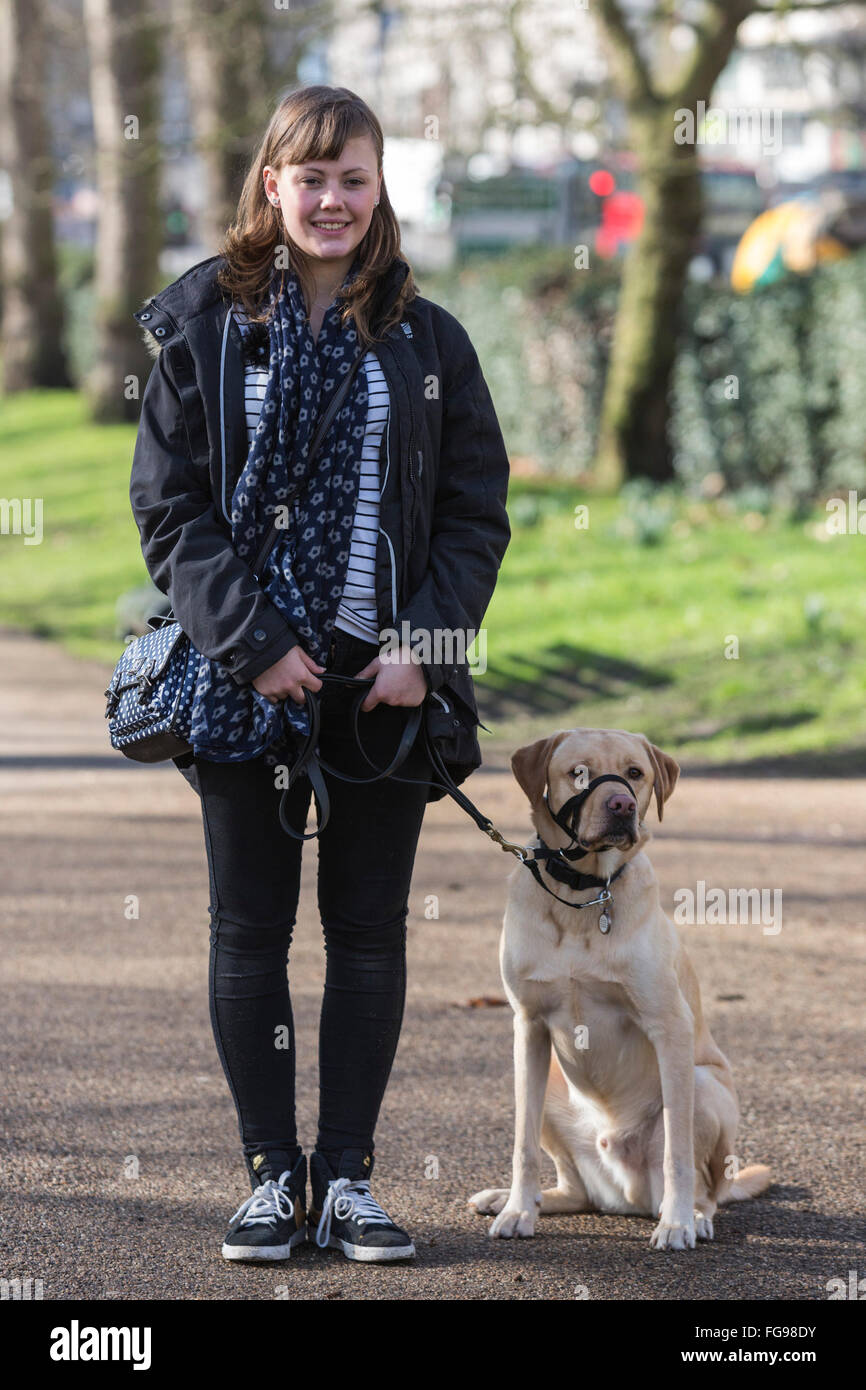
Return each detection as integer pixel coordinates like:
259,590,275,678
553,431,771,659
135,657,158,703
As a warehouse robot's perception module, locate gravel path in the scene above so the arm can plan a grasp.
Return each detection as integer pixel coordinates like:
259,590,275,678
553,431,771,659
0,626,863,1302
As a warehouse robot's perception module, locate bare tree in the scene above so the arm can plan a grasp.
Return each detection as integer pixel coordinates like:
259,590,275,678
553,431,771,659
175,0,327,252
592,0,864,487
84,0,162,421
0,0,70,391
590,0,757,485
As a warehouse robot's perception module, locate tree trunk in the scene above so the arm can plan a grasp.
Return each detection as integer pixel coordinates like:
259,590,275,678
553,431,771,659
592,0,756,489
0,0,71,391
595,107,703,487
84,0,162,422
175,0,276,253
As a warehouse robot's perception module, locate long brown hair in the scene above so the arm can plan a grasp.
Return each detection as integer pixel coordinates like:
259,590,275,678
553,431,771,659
217,85,416,349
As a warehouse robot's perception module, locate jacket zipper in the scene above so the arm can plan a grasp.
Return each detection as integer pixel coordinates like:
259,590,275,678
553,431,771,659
217,309,233,523
379,400,391,497
386,343,418,555
378,525,398,623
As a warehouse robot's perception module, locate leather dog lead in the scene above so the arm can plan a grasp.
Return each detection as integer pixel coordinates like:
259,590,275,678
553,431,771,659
275,674,423,841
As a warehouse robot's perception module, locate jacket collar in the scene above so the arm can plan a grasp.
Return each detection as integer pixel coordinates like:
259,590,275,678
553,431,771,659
135,253,412,356
133,254,414,524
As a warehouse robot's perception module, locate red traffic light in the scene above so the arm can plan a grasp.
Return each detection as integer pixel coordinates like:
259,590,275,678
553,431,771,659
589,169,616,197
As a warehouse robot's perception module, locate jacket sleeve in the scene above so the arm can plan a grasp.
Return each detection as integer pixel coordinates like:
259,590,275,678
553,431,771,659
393,325,511,693
129,346,300,685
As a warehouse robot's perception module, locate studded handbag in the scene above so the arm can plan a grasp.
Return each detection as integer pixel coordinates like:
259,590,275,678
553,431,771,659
105,352,365,763
103,519,288,763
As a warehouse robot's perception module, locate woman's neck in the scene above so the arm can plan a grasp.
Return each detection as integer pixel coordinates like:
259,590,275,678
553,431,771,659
307,253,355,311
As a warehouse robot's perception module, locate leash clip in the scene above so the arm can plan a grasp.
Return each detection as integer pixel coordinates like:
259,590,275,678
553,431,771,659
577,885,611,910
484,822,528,862
597,881,613,933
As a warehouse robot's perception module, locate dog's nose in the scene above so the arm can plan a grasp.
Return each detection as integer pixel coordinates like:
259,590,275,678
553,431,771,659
606,792,636,819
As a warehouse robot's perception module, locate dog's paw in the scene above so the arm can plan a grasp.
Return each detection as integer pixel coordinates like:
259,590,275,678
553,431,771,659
488,1204,538,1239
467,1187,509,1216
650,1217,696,1251
694,1211,714,1241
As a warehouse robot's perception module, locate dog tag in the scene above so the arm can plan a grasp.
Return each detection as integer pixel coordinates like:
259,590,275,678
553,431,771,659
598,912,611,934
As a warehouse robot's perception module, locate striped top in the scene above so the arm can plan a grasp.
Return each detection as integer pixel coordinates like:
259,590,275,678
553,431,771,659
231,304,387,643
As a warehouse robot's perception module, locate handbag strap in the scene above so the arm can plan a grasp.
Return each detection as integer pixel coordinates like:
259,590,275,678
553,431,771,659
154,347,367,626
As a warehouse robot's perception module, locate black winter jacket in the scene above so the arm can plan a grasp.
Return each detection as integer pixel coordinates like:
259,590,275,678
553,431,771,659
128,253,511,800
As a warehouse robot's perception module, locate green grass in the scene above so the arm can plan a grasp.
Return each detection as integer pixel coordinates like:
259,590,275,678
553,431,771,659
1,390,863,768
0,391,146,657
482,483,866,766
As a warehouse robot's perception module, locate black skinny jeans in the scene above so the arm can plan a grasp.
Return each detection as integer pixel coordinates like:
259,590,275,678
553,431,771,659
195,629,431,1168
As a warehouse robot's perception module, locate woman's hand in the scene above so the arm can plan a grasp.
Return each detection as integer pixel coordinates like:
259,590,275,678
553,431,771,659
354,645,429,713
252,644,325,705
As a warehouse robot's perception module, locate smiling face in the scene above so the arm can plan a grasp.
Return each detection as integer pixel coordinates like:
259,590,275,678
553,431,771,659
511,728,680,856
263,133,382,286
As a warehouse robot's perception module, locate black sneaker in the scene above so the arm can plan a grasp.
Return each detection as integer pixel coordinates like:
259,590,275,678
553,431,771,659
221,1150,307,1262
309,1149,415,1263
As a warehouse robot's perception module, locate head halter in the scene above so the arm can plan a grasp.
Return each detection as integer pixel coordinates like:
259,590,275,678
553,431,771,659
542,773,637,861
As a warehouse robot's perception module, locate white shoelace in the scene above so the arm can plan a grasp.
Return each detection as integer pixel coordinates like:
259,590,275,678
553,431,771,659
229,1172,295,1229
315,1177,392,1248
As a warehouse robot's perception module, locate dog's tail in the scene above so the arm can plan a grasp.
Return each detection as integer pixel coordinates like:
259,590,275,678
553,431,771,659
720,1163,772,1203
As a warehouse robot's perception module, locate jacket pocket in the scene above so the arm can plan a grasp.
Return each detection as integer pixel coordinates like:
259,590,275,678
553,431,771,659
424,684,481,771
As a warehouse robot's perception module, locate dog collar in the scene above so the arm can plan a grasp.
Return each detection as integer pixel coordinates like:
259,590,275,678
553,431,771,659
538,843,628,893
524,844,628,930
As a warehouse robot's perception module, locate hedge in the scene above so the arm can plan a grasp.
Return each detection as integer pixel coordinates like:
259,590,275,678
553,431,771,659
422,245,866,503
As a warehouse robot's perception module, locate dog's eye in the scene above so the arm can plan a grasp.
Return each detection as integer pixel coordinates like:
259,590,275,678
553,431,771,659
627,766,643,780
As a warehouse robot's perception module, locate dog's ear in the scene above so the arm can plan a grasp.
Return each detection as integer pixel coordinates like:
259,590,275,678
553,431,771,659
511,732,570,810
641,738,680,822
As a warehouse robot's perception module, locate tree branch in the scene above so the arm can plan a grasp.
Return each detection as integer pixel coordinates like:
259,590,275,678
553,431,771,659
755,0,866,10
594,0,656,105
504,0,579,132
664,1,758,106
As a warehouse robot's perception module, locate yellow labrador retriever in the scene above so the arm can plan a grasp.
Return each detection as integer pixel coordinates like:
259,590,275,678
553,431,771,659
469,728,770,1250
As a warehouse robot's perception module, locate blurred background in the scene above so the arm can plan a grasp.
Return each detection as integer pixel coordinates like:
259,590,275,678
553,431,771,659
1,0,864,771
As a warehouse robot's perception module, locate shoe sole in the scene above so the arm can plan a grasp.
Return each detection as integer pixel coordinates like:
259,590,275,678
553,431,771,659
221,1223,308,1262
316,1234,416,1263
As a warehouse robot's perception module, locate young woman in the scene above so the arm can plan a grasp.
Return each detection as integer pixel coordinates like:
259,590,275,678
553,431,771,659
129,85,510,1265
